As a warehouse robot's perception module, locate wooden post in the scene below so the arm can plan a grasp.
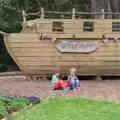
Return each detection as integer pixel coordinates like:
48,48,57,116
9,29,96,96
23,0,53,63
101,9,105,19
41,7,44,19
72,8,75,19
22,10,26,22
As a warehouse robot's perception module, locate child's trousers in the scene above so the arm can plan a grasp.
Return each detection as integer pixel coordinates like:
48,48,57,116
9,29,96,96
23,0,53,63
70,80,79,89
54,80,65,90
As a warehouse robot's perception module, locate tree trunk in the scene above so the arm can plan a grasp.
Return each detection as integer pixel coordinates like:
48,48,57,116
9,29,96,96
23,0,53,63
104,0,112,19
90,0,104,19
110,0,120,18
24,0,29,13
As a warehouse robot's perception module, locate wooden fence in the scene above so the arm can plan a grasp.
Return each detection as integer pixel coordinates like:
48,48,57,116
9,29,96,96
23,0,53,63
22,8,120,21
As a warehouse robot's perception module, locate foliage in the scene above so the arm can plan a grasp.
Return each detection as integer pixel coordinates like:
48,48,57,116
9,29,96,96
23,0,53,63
0,95,40,119
22,96,40,105
2,95,41,105
8,98,29,112
12,98,120,120
0,101,8,119
0,0,22,33
0,0,120,33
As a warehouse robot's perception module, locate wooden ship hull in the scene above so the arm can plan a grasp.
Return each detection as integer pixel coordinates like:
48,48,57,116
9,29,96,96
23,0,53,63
2,9,120,79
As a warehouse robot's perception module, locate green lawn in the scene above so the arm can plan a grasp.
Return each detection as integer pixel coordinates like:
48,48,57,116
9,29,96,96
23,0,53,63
12,98,120,120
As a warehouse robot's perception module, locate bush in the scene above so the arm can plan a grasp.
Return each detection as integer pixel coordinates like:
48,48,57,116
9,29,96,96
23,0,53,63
0,95,40,117
0,97,10,104
0,102,8,119
8,98,29,112
23,96,40,105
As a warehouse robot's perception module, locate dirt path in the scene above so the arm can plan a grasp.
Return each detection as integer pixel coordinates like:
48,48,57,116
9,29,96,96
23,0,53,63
0,76,120,102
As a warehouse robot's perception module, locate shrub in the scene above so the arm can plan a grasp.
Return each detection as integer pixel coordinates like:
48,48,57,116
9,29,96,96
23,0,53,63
8,98,29,113
0,102,8,119
23,96,40,105
0,97,10,104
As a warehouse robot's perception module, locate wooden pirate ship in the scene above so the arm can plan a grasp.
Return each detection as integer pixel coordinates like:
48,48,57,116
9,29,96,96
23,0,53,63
1,8,120,80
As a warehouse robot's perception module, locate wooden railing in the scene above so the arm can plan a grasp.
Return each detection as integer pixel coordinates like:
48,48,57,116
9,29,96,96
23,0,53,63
22,8,120,22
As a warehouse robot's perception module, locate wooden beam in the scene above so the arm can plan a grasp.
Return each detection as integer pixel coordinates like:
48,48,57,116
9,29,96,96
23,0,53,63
72,8,75,19
101,9,105,19
41,7,44,19
22,10,26,22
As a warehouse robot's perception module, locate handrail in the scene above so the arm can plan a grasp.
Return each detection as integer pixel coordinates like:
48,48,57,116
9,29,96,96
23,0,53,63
0,31,9,36
44,11,71,14
22,8,120,21
25,11,41,16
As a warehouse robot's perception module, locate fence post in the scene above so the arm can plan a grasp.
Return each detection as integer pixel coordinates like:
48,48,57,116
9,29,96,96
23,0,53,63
41,7,44,19
72,8,75,19
101,9,105,19
22,10,26,22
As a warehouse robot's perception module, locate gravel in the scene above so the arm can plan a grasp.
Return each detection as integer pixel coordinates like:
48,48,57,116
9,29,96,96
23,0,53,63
0,76,120,102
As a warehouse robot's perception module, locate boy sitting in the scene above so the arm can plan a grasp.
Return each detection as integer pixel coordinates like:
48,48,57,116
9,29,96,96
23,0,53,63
67,68,80,90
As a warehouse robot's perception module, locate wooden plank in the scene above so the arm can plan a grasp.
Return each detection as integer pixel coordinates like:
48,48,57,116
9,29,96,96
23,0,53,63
22,65,120,75
10,41,120,48
13,48,57,52
9,34,74,40
105,34,120,38
17,56,117,62
9,33,39,38
14,51,117,57
10,39,103,43
36,23,52,29
17,57,117,62
26,19,120,24
95,24,112,29
13,51,119,57
56,52,118,57
15,51,56,57
62,56,117,61
20,61,79,66
26,70,97,75
27,70,67,75
25,68,120,76
94,29,104,32
22,65,119,70
9,32,120,41
11,43,119,48
12,47,116,52
64,23,82,29
9,33,74,39
36,29,52,33
9,39,120,51
75,33,102,38
10,39,40,43
64,29,82,34
18,56,61,62
19,61,119,66
10,43,56,48
27,19,80,24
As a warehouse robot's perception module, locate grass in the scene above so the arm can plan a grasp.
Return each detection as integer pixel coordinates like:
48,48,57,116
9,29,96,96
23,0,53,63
12,98,120,120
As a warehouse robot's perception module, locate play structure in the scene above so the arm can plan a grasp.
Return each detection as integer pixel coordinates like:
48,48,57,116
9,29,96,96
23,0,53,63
1,8,120,80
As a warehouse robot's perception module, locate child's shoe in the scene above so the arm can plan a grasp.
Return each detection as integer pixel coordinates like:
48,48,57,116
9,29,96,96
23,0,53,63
74,88,77,91
78,88,80,91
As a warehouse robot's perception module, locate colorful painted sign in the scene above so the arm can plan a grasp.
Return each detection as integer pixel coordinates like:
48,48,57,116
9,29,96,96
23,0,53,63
56,40,99,53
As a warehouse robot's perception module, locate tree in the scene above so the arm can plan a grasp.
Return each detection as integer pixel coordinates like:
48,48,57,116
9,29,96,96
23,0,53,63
0,0,22,33
90,0,120,19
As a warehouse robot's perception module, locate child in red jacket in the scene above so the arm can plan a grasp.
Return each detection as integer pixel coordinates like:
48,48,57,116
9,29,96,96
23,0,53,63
51,70,65,90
